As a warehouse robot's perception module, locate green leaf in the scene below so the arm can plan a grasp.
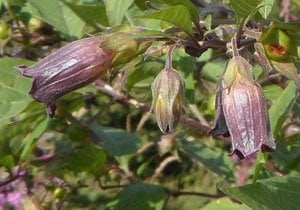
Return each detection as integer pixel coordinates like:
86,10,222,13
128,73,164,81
258,0,275,19
126,60,164,89
262,84,283,102
223,176,300,210
64,1,109,27
173,49,196,103
28,0,86,40
44,145,107,175
176,139,234,181
201,198,251,210
20,118,49,160
106,183,167,210
163,0,200,25
229,0,262,19
0,57,34,122
201,61,224,82
269,81,298,137
140,5,194,36
0,155,14,168
103,0,133,26
90,123,142,156
271,61,300,88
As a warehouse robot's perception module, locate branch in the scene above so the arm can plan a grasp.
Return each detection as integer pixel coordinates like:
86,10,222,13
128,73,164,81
0,171,27,187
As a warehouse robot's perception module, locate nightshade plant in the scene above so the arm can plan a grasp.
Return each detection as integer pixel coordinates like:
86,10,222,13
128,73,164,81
0,0,300,210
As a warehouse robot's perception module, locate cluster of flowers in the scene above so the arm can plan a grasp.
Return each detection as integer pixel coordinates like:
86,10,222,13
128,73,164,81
17,30,281,159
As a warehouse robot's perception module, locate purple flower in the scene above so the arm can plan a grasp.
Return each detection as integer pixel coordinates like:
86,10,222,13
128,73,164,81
17,36,116,117
211,56,276,158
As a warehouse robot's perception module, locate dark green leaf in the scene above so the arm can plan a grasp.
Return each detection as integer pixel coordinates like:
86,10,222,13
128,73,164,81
176,139,234,181
90,123,142,156
45,145,107,175
140,5,194,36
106,183,167,210
269,81,298,137
223,176,300,210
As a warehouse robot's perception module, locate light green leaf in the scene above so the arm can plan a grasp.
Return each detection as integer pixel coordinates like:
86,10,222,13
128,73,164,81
229,0,262,20
258,0,275,19
176,139,234,181
106,183,167,210
271,61,300,88
269,81,298,137
64,1,109,27
0,57,34,122
140,5,194,36
163,0,200,25
28,0,86,40
103,0,133,26
201,61,224,82
90,123,142,156
223,176,300,210
201,198,251,210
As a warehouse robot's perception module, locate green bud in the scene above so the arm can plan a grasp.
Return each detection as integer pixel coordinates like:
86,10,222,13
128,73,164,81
100,32,151,67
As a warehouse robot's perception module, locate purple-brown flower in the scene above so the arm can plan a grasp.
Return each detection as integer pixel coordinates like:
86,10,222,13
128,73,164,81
17,30,150,117
211,56,276,158
17,36,115,116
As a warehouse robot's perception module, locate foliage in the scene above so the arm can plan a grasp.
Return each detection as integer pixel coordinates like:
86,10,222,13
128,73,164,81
0,0,300,209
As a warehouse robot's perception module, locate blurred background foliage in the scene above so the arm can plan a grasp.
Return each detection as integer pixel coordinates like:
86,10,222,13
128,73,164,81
0,0,300,209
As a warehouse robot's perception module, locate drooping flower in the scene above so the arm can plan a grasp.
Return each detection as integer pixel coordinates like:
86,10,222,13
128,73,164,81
211,56,276,158
17,31,150,117
151,46,185,134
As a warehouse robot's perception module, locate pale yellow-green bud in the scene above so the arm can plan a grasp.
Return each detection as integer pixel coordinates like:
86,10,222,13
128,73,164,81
151,67,185,134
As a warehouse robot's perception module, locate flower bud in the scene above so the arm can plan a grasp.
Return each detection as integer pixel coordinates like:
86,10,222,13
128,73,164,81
151,68,185,134
17,36,116,117
211,56,276,158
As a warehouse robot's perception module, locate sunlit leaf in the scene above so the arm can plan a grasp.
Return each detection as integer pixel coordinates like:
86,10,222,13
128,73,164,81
103,0,133,26
269,81,298,137
140,5,194,36
223,176,300,210
28,0,86,40
0,58,34,122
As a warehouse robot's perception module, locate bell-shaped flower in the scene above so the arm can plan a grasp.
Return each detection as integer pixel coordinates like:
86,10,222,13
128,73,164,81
17,31,150,117
211,56,276,158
